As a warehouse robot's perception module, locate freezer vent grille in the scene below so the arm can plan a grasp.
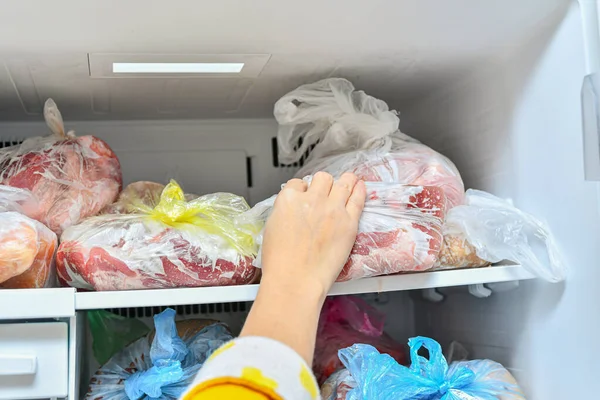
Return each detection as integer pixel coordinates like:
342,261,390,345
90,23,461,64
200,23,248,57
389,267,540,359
271,137,318,168
107,302,250,318
0,138,24,149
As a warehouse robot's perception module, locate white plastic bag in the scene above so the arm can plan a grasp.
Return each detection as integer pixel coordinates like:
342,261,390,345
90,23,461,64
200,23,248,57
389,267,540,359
274,78,464,208
443,189,568,282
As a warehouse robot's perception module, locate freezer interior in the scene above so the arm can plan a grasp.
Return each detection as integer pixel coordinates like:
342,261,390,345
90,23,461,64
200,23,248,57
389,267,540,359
0,1,597,398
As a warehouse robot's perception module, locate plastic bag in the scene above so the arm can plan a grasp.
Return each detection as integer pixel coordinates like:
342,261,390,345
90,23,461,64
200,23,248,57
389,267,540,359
0,185,57,288
314,296,406,384
441,189,568,282
57,180,261,291
86,308,232,399
0,99,122,235
241,179,446,281
321,369,357,400
88,310,150,365
274,78,464,208
338,337,525,400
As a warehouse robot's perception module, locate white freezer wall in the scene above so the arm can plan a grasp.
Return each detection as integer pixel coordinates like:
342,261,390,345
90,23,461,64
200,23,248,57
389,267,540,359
403,3,600,398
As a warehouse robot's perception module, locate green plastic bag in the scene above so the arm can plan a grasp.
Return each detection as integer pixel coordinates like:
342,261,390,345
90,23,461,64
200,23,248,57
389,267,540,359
88,310,150,365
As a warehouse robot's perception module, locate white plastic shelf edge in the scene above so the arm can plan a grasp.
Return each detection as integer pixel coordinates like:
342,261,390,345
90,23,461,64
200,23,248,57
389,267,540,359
74,265,534,310
0,287,75,319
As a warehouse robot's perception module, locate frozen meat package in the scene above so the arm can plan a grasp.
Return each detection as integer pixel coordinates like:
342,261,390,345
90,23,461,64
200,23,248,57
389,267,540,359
274,78,465,209
241,178,447,281
314,296,406,385
0,99,122,235
57,180,261,291
86,308,232,400
323,336,525,400
0,185,57,288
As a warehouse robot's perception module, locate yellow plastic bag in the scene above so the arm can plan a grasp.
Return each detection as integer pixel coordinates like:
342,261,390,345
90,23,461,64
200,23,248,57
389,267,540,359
57,181,261,291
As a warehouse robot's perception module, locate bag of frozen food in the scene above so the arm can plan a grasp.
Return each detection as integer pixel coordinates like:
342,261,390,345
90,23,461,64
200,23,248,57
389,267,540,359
0,99,122,235
438,189,568,281
321,369,357,400
335,337,525,400
241,179,446,280
57,180,261,291
0,185,57,288
274,78,465,209
86,308,232,399
314,296,406,384
88,310,150,365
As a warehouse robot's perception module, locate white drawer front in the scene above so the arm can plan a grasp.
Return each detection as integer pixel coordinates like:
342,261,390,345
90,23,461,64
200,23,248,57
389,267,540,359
0,322,68,399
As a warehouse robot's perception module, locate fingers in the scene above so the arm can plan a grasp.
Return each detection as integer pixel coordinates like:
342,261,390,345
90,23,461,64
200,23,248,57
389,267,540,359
346,180,366,221
283,178,308,192
329,172,359,206
308,172,334,197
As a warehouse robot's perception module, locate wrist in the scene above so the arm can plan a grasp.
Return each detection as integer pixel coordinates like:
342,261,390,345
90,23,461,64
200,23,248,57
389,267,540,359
259,275,328,308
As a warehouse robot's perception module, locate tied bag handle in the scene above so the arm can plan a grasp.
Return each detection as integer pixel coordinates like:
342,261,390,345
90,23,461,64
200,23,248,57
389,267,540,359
44,98,75,139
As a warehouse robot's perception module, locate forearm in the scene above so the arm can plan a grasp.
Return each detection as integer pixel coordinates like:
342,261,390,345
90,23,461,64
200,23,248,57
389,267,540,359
240,277,326,365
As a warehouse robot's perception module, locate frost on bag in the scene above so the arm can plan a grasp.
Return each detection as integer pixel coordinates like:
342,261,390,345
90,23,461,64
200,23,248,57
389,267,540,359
0,185,57,288
57,180,261,291
242,180,447,281
274,78,465,209
0,99,122,235
314,296,406,385
440,189,568,282
336,337,525,400
86,308,232,400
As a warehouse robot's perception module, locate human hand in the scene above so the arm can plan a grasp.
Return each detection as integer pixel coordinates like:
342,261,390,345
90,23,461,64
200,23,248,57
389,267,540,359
260,172,366,300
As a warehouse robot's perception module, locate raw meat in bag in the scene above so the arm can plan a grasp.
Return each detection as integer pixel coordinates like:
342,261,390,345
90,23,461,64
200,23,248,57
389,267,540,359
0,99,122,235
242,179,446,280
274,78,465,208
314,296,406,384
102,181,197,215
439,189,568,281
334,337,525,400
86,308,232,399
0,186,57,288
57,180,261,291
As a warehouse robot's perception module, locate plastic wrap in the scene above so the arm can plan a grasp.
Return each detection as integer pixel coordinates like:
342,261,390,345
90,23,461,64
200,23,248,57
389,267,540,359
88,310,150,365
242,179,446,281
321,369,356,400
0,186,57,288
337,337,525,400
274,78,464,208
57,180,261,291
441,189,568,281
314,296,406,384
0,99,122,235
86,308,232,399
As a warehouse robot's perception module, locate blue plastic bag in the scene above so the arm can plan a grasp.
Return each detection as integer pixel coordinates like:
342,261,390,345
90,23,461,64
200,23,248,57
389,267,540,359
86,308,233,400
338,336,525,400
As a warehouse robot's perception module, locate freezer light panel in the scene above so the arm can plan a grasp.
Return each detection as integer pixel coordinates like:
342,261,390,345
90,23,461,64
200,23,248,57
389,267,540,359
112,62,245,74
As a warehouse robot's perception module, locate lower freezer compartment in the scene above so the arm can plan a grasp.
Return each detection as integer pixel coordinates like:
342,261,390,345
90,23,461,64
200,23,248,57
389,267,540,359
73,287,527,399
75,292,415,399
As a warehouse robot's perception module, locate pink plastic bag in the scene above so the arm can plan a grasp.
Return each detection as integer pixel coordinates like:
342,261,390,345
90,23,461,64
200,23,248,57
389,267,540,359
314,296,406,385
0,99,122,235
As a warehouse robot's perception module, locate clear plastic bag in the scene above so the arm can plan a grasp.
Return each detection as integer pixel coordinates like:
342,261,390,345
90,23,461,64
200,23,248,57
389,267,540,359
338,337,525,400
0,185,57,288
314,296,406,385
241,179,447,281
88,310,150,365
57,180,261,291
441,189,568,282
0,99,122,235
274,78,464,208
86,308,232,400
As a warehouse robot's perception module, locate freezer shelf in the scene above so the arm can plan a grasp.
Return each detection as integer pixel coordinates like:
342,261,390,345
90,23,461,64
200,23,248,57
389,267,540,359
74,265,534,310
0,287,75,320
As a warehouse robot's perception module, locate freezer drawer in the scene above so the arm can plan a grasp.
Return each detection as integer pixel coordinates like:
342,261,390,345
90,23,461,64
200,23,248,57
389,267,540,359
0,322,68,399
